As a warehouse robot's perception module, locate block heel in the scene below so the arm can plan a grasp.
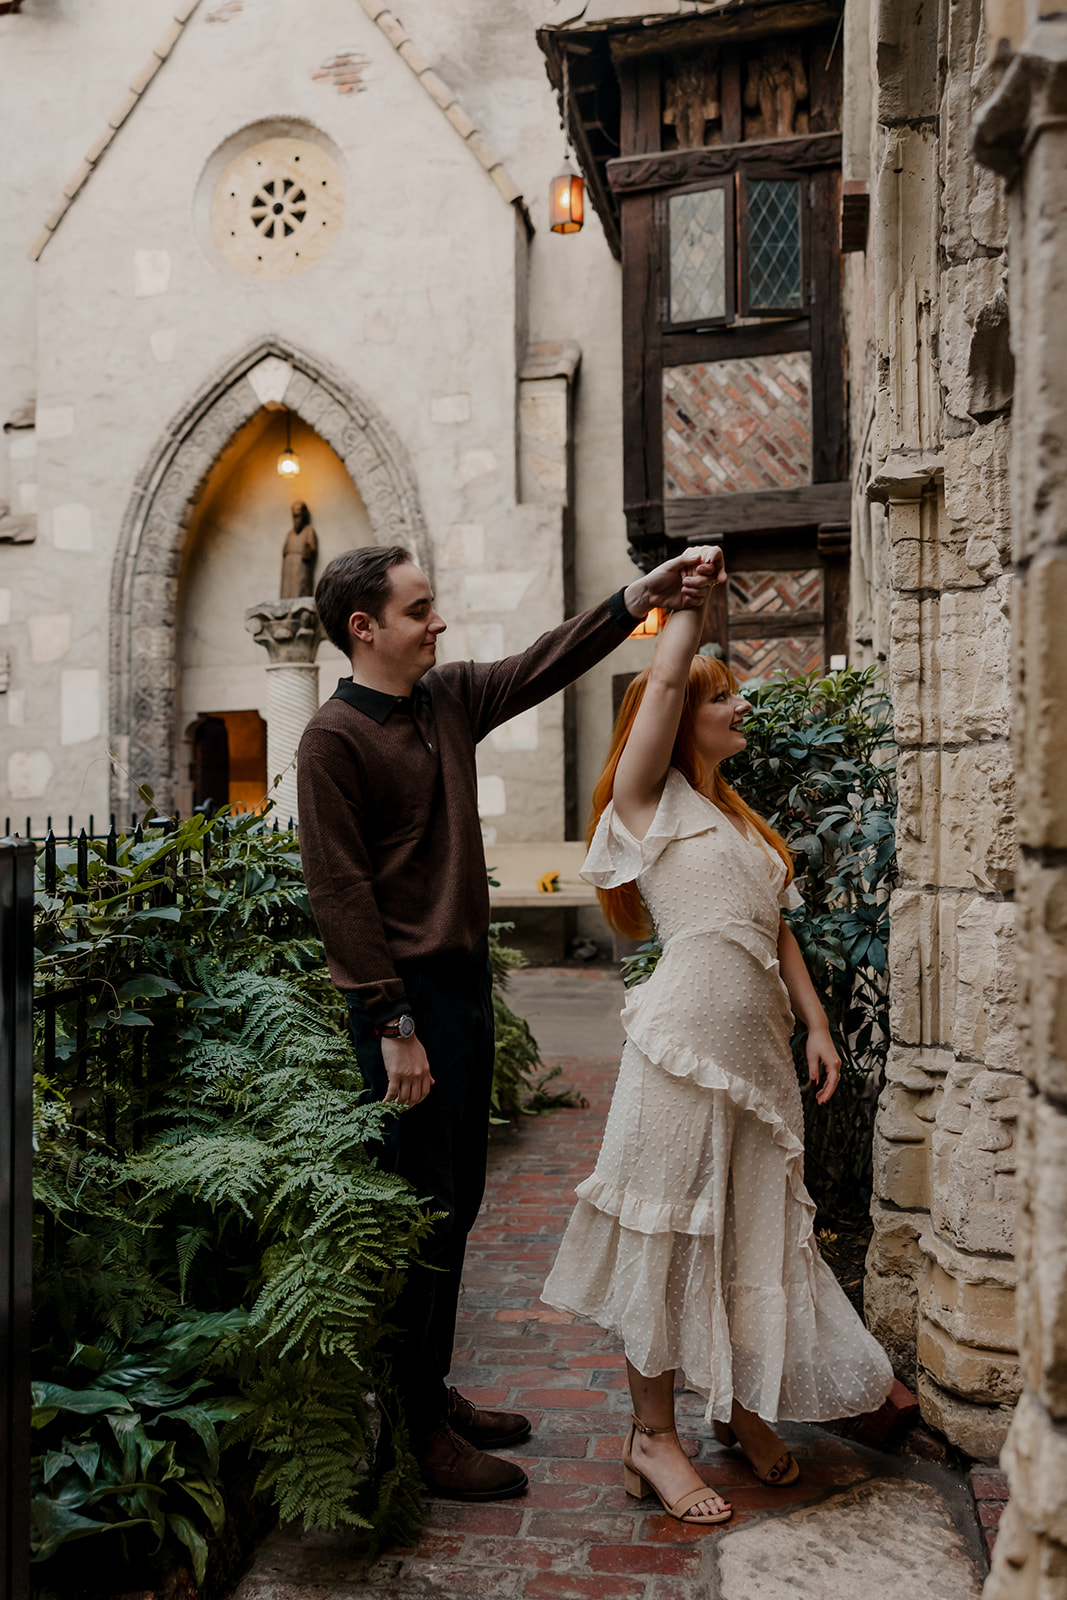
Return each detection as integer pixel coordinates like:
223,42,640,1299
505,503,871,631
622,1414,732,1526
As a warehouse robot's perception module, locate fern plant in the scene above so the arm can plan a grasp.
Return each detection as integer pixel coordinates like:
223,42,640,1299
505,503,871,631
32,810,572,1583
32,813,437,1579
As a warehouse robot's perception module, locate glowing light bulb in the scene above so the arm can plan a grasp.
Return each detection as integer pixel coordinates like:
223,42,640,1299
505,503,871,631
277,449,301,477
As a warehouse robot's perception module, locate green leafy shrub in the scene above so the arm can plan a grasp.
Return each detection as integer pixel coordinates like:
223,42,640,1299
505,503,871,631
490,924,585,1122
622,667,896,1221
32,814,436,1579
31,1311,245,1583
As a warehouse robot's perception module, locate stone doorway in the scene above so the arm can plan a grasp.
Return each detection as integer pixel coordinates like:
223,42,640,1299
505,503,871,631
109,340,430,814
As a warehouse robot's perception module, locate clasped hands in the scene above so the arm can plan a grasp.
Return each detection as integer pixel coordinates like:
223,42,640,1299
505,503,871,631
623,545,727,620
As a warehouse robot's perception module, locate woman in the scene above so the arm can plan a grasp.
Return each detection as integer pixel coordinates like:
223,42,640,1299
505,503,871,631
542,553,894,1526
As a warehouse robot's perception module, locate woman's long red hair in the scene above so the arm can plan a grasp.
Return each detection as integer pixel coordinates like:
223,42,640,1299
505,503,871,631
589,654,794,938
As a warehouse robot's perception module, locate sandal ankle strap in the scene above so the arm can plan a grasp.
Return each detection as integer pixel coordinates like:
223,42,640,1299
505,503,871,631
630,1412,677,1437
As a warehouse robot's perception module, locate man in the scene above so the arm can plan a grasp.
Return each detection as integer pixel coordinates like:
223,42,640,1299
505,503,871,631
297,543,723,1502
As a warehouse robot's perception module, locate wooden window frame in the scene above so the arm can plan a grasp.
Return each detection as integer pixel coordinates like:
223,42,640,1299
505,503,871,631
661,177,736,331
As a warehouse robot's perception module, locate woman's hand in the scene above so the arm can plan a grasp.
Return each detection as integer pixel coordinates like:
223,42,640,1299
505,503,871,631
623,546,726,618
806,1026,841,1105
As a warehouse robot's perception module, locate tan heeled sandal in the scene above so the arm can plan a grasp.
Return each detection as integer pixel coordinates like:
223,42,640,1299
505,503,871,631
712,1420,800,1486
623,1415,732,1525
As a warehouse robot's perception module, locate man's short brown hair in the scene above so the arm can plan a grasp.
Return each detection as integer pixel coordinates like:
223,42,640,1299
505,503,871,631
315,545,413,656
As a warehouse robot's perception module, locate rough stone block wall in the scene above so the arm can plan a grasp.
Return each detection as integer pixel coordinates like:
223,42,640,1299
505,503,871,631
853,0,1021,1457
973,11,1067,1592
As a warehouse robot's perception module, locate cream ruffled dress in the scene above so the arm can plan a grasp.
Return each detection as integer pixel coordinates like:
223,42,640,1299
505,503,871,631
542,768,894,1425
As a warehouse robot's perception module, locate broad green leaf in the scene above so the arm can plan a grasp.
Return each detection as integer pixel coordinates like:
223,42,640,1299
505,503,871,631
33,1384,133,1419
117,975,181,999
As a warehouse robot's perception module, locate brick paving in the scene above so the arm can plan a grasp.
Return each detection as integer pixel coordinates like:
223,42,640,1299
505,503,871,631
236,968,996,1600
972,1465,1011,1562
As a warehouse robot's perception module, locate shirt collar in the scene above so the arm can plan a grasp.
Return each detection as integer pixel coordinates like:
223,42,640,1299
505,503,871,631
331,677,431,724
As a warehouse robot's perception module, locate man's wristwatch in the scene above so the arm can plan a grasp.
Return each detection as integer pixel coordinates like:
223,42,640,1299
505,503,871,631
376,1013,416,1040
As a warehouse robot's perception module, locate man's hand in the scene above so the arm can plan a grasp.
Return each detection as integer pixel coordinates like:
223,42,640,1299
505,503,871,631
381,1035,434,1107
623,546,727,618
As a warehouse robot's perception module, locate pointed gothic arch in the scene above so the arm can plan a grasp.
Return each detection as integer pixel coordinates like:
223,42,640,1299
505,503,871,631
109,337,430,812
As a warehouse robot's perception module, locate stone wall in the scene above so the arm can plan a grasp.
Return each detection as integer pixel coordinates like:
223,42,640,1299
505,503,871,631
972,9,1067,1592
0,0,631,843
847,0,1022,1457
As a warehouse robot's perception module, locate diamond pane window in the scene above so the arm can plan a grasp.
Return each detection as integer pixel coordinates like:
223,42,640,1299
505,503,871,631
669,187,727,324
747,179,803,311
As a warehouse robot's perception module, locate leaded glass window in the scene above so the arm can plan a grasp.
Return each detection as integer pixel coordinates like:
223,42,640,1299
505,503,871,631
746,179,803,311
669,186,728,324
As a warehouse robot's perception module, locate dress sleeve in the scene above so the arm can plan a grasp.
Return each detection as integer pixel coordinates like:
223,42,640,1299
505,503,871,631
778,878,804,911
581,771,711,888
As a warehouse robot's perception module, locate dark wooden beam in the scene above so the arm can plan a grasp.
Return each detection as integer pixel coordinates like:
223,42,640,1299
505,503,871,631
661,482,851,538
608,132,842,194
607,1,843,59
663,318,810,369
729,609,824,638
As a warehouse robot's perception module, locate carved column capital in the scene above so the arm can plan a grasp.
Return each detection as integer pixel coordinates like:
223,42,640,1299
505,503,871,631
972,19,1067,181
244,598,326,664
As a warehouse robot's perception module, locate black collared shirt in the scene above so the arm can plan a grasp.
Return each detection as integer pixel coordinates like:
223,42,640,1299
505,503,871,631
297,590,634,1016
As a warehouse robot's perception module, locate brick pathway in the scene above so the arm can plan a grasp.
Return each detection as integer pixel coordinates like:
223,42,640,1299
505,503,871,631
236,969,994,1600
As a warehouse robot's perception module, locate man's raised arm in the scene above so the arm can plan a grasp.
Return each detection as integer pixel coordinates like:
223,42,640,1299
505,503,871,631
459,547,725,740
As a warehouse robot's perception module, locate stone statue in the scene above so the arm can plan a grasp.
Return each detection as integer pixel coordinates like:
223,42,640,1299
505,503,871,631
280,500,318,598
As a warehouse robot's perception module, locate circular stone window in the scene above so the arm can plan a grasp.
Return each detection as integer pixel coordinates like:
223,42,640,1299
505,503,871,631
211,136,345,280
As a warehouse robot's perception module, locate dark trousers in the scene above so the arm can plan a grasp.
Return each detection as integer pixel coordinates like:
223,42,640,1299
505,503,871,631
347,938,494,1441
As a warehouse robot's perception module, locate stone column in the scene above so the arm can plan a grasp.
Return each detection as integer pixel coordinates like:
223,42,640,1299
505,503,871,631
856,0,1020,1461
973,16,1067,1595
245,598,325,826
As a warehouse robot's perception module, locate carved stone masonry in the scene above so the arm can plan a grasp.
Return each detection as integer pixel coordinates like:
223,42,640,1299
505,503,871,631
245,598,325,825
109,340,430,813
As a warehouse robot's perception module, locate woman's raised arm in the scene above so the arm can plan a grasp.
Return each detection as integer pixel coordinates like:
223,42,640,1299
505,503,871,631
612,545,724,840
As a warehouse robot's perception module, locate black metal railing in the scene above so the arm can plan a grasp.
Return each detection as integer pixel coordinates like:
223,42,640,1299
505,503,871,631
1,838,35,1600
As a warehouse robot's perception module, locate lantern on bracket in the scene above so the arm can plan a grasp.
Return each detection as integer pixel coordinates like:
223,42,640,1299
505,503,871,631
550,55,584,235
276,408,300,478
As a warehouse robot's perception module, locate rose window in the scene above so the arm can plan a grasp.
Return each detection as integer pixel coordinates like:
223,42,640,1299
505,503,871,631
251,178,308,240
210,136,345,280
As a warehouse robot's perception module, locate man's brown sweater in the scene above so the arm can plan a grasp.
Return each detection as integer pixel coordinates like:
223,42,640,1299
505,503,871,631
297,590,635,1019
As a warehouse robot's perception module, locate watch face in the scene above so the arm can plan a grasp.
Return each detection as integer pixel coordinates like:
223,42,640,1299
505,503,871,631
398,1014,415,1038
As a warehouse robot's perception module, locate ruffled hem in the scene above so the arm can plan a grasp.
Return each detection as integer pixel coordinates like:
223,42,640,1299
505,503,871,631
542,1205,895,1425
574,1170,723,1238
619,999,815,1255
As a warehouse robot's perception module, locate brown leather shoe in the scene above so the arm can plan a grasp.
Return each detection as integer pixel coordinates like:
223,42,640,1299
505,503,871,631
416,1423,528,1501
447,1385,532,1450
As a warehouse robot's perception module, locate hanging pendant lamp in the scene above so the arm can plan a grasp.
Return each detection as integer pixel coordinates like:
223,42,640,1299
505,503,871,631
550,55,584,235
276,408,300,478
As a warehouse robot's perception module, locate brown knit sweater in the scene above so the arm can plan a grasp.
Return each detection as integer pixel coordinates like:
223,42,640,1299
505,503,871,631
297,590,635,1018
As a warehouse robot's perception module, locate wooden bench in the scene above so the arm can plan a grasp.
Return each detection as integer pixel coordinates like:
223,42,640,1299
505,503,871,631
486,841,598,909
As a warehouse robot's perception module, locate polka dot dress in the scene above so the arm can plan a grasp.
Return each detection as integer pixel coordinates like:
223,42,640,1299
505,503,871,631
542,768,894,1424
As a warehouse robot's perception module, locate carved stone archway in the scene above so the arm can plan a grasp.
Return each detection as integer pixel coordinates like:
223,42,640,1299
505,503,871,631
109,338,430,812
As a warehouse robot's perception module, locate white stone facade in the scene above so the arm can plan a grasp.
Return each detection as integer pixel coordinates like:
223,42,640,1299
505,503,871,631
0,0,646,838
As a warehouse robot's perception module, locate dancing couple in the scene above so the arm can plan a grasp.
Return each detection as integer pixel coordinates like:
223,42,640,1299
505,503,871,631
298,543,893,1518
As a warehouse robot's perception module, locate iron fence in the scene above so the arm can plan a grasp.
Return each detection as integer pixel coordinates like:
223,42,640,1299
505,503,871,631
1,838,35,1600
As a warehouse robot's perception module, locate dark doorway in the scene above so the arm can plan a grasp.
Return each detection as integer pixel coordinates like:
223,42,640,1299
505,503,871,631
190,711,267,813
192,716,229,812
